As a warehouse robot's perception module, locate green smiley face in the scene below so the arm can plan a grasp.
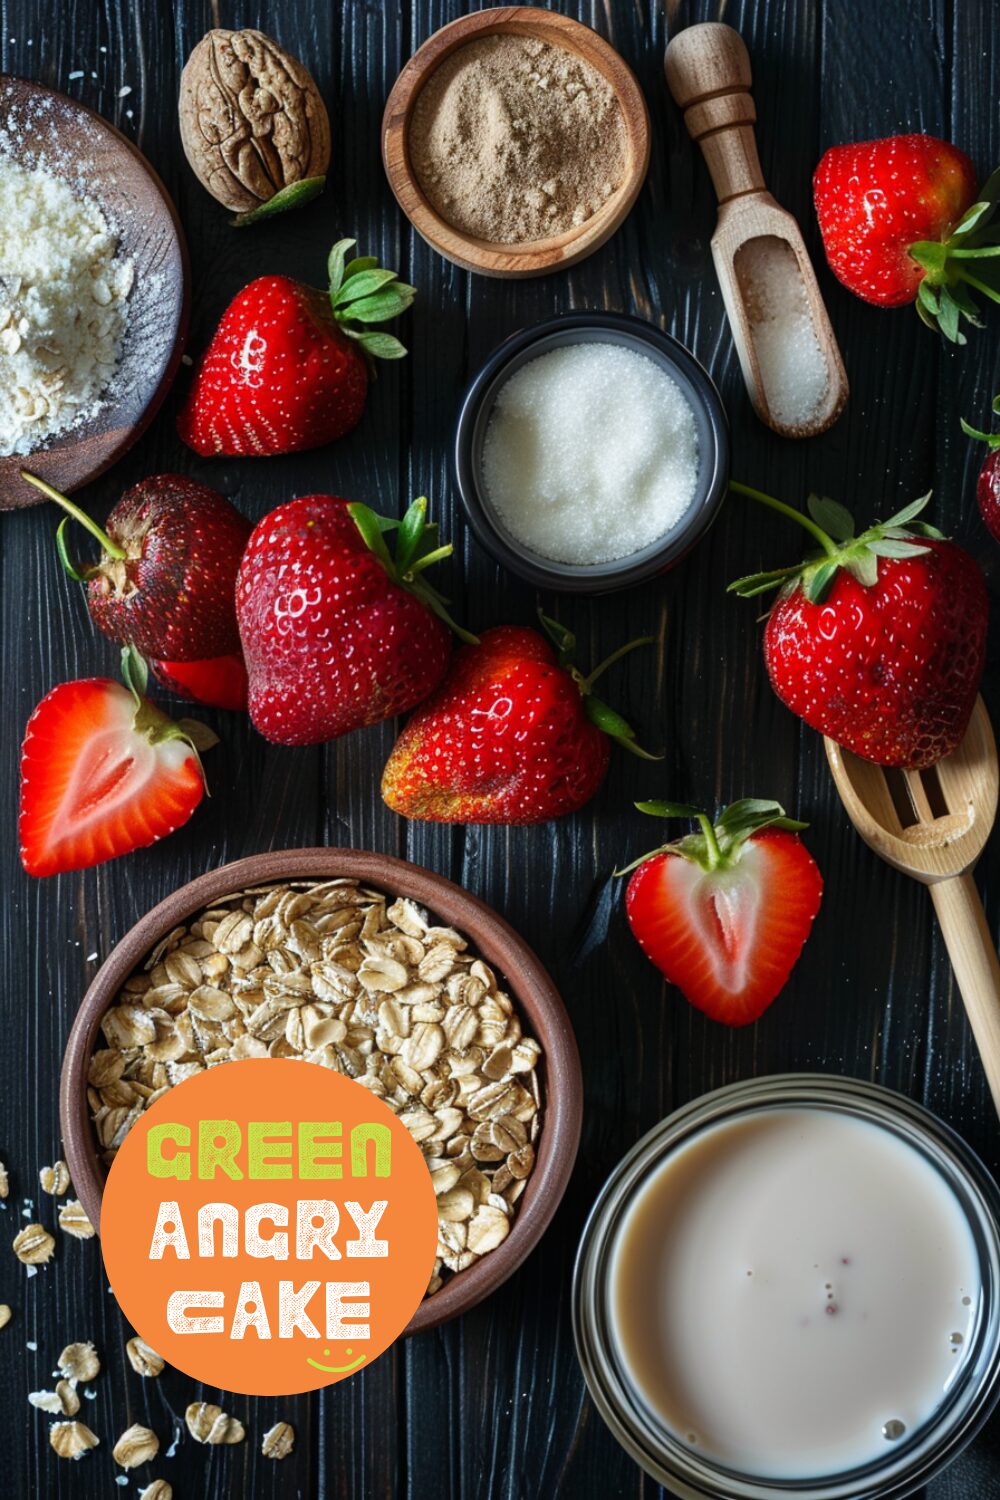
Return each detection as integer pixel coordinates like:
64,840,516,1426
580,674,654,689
306,1346,367,1374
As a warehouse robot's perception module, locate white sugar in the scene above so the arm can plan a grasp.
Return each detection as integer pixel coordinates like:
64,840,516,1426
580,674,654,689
737,236,829,430
481,342,699,567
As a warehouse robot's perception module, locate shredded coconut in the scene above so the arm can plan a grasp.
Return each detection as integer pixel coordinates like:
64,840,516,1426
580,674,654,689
0,151,133,456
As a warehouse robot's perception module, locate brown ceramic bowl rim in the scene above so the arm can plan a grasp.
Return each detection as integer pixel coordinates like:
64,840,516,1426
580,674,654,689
381,7,651,278
0,75,190,508
59,848,583,1336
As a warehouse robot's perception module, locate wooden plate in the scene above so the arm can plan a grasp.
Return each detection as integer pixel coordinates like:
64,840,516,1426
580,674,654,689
59,848,584,1335
0,77,189,509
382,8,651,277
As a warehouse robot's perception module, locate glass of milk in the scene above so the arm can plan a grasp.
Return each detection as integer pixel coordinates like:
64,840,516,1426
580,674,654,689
573,1075,1000,1499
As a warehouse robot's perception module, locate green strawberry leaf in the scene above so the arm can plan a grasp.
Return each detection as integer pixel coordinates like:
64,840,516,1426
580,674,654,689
333,268,401,307
937,288,963,344
635,800,702,819
343,256,379,280
917,280,941,315
344,288,417,324
176,719,221,752
803,560,839,603
355,331,408,360
395,497,429,574
868,538,930,558
584,696,660,760
807,494,855,541
120,644,148,703
348,501,396,572
232,175,326,228
326,238,356,298
844,551,879,587
882,492,932,528
538,610,576,664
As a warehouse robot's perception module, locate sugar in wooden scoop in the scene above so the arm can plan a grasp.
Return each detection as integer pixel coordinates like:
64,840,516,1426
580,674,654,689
481,343,700,567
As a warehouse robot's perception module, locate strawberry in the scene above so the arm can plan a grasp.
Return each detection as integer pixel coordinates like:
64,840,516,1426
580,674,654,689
381,615,656,826
813,134,1000,342
177,237,414,457
622,800,823,1027
21,470,251,662
19,648,217,878
237,494,471,746
729,483,987,769
961,396,1000,542
148,653,249,713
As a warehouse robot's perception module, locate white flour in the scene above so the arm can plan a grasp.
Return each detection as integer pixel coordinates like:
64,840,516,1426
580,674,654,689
0,151,133,456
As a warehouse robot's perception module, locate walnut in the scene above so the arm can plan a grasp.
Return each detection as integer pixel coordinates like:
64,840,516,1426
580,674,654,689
179,28,330,219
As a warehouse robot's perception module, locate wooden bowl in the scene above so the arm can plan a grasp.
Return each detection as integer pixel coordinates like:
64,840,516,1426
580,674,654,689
382,8,651,277
0,77,189,509
60,849,583,1336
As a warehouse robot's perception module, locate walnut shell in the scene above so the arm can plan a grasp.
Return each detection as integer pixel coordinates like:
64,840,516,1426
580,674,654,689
179,28,330,214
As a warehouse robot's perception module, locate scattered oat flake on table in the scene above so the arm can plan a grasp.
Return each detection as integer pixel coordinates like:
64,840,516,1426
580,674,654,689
113,1423,159,1468
50,1420,99,1459
125,1335,164,1377
0,1304,11,1329
139,1482,172,1500
185,1401,244,1444
261,1420,295,1458
0,1161,8,1198
58,1199,95,1239
57,1341,100,1382
12,1223,55,1264
39,1161,71,1196
29,1379,79,1416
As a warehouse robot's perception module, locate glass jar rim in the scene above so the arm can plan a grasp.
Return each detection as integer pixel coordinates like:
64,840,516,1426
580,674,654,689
572,1073,1000,1500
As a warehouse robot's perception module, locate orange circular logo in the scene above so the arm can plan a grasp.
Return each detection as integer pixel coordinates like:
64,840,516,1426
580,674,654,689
100,1059,438,1395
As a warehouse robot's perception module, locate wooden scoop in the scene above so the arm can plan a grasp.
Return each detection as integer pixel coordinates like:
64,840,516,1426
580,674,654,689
664,23,848,439
825,698,1000,1115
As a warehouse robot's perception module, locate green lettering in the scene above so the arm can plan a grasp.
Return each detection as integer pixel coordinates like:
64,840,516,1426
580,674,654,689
197,1119,243,1180
146,1123,190,1179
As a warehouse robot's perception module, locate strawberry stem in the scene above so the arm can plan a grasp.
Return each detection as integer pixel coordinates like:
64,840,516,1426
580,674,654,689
729,481,839,557
20,469,126,566
582,636,656,691
696,813,723,869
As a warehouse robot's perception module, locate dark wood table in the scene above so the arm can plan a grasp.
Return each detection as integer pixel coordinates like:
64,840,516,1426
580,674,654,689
2,1,998,1496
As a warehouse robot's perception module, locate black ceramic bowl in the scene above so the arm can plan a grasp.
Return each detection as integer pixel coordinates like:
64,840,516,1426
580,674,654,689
453,312,730,593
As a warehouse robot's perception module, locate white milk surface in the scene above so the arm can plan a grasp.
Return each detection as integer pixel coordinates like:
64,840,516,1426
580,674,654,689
610,1107,981,1478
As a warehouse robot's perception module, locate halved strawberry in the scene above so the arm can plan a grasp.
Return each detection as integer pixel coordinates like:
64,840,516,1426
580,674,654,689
19,648,217,877
622,800,823,1026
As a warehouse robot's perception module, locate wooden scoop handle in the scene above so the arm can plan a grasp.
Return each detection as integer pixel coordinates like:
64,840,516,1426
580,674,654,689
930,873,1000,1118
664,23,765,204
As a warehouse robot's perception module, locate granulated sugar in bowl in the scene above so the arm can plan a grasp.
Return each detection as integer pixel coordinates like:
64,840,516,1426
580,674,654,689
480,342,699,567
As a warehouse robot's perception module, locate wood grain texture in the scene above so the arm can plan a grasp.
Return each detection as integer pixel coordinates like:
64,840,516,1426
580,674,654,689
0,1,998,1497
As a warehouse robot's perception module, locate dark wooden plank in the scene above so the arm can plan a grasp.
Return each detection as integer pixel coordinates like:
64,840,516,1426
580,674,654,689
1,0,999,1497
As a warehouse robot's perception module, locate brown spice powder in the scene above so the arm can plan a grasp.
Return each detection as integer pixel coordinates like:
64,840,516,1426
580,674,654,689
410,34,627,245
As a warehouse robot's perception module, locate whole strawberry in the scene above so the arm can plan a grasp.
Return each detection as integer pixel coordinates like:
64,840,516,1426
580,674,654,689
813,134,1000,342
381,616,656,826
178,238,414,457
22,470,251,664
961,396,1000,542
622,800,823,1027
238,494,470,745
730,484,987,768
149,653,249,713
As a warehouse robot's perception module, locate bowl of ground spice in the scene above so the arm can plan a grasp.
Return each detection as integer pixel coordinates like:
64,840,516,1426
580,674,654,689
382,8,650,277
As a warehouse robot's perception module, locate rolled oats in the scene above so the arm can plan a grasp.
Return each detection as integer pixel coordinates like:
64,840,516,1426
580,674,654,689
0,1160,8,1198
13,1223,55,1265
125,1335,164,1378
28,1380,79,1416
185,1401,245,1444
58,1341,101,1382
0,1303,10,1329
139,1484,173,1500
39,1160,71,1196
261,1420,295,1458
58,1200,95,1239
113,1423,160,1468
50,1420,99,1459
88,879,544,1294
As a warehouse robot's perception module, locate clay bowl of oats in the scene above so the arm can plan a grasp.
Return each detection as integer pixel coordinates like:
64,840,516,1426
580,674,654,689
60,849,582,1333
0,77,189,508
